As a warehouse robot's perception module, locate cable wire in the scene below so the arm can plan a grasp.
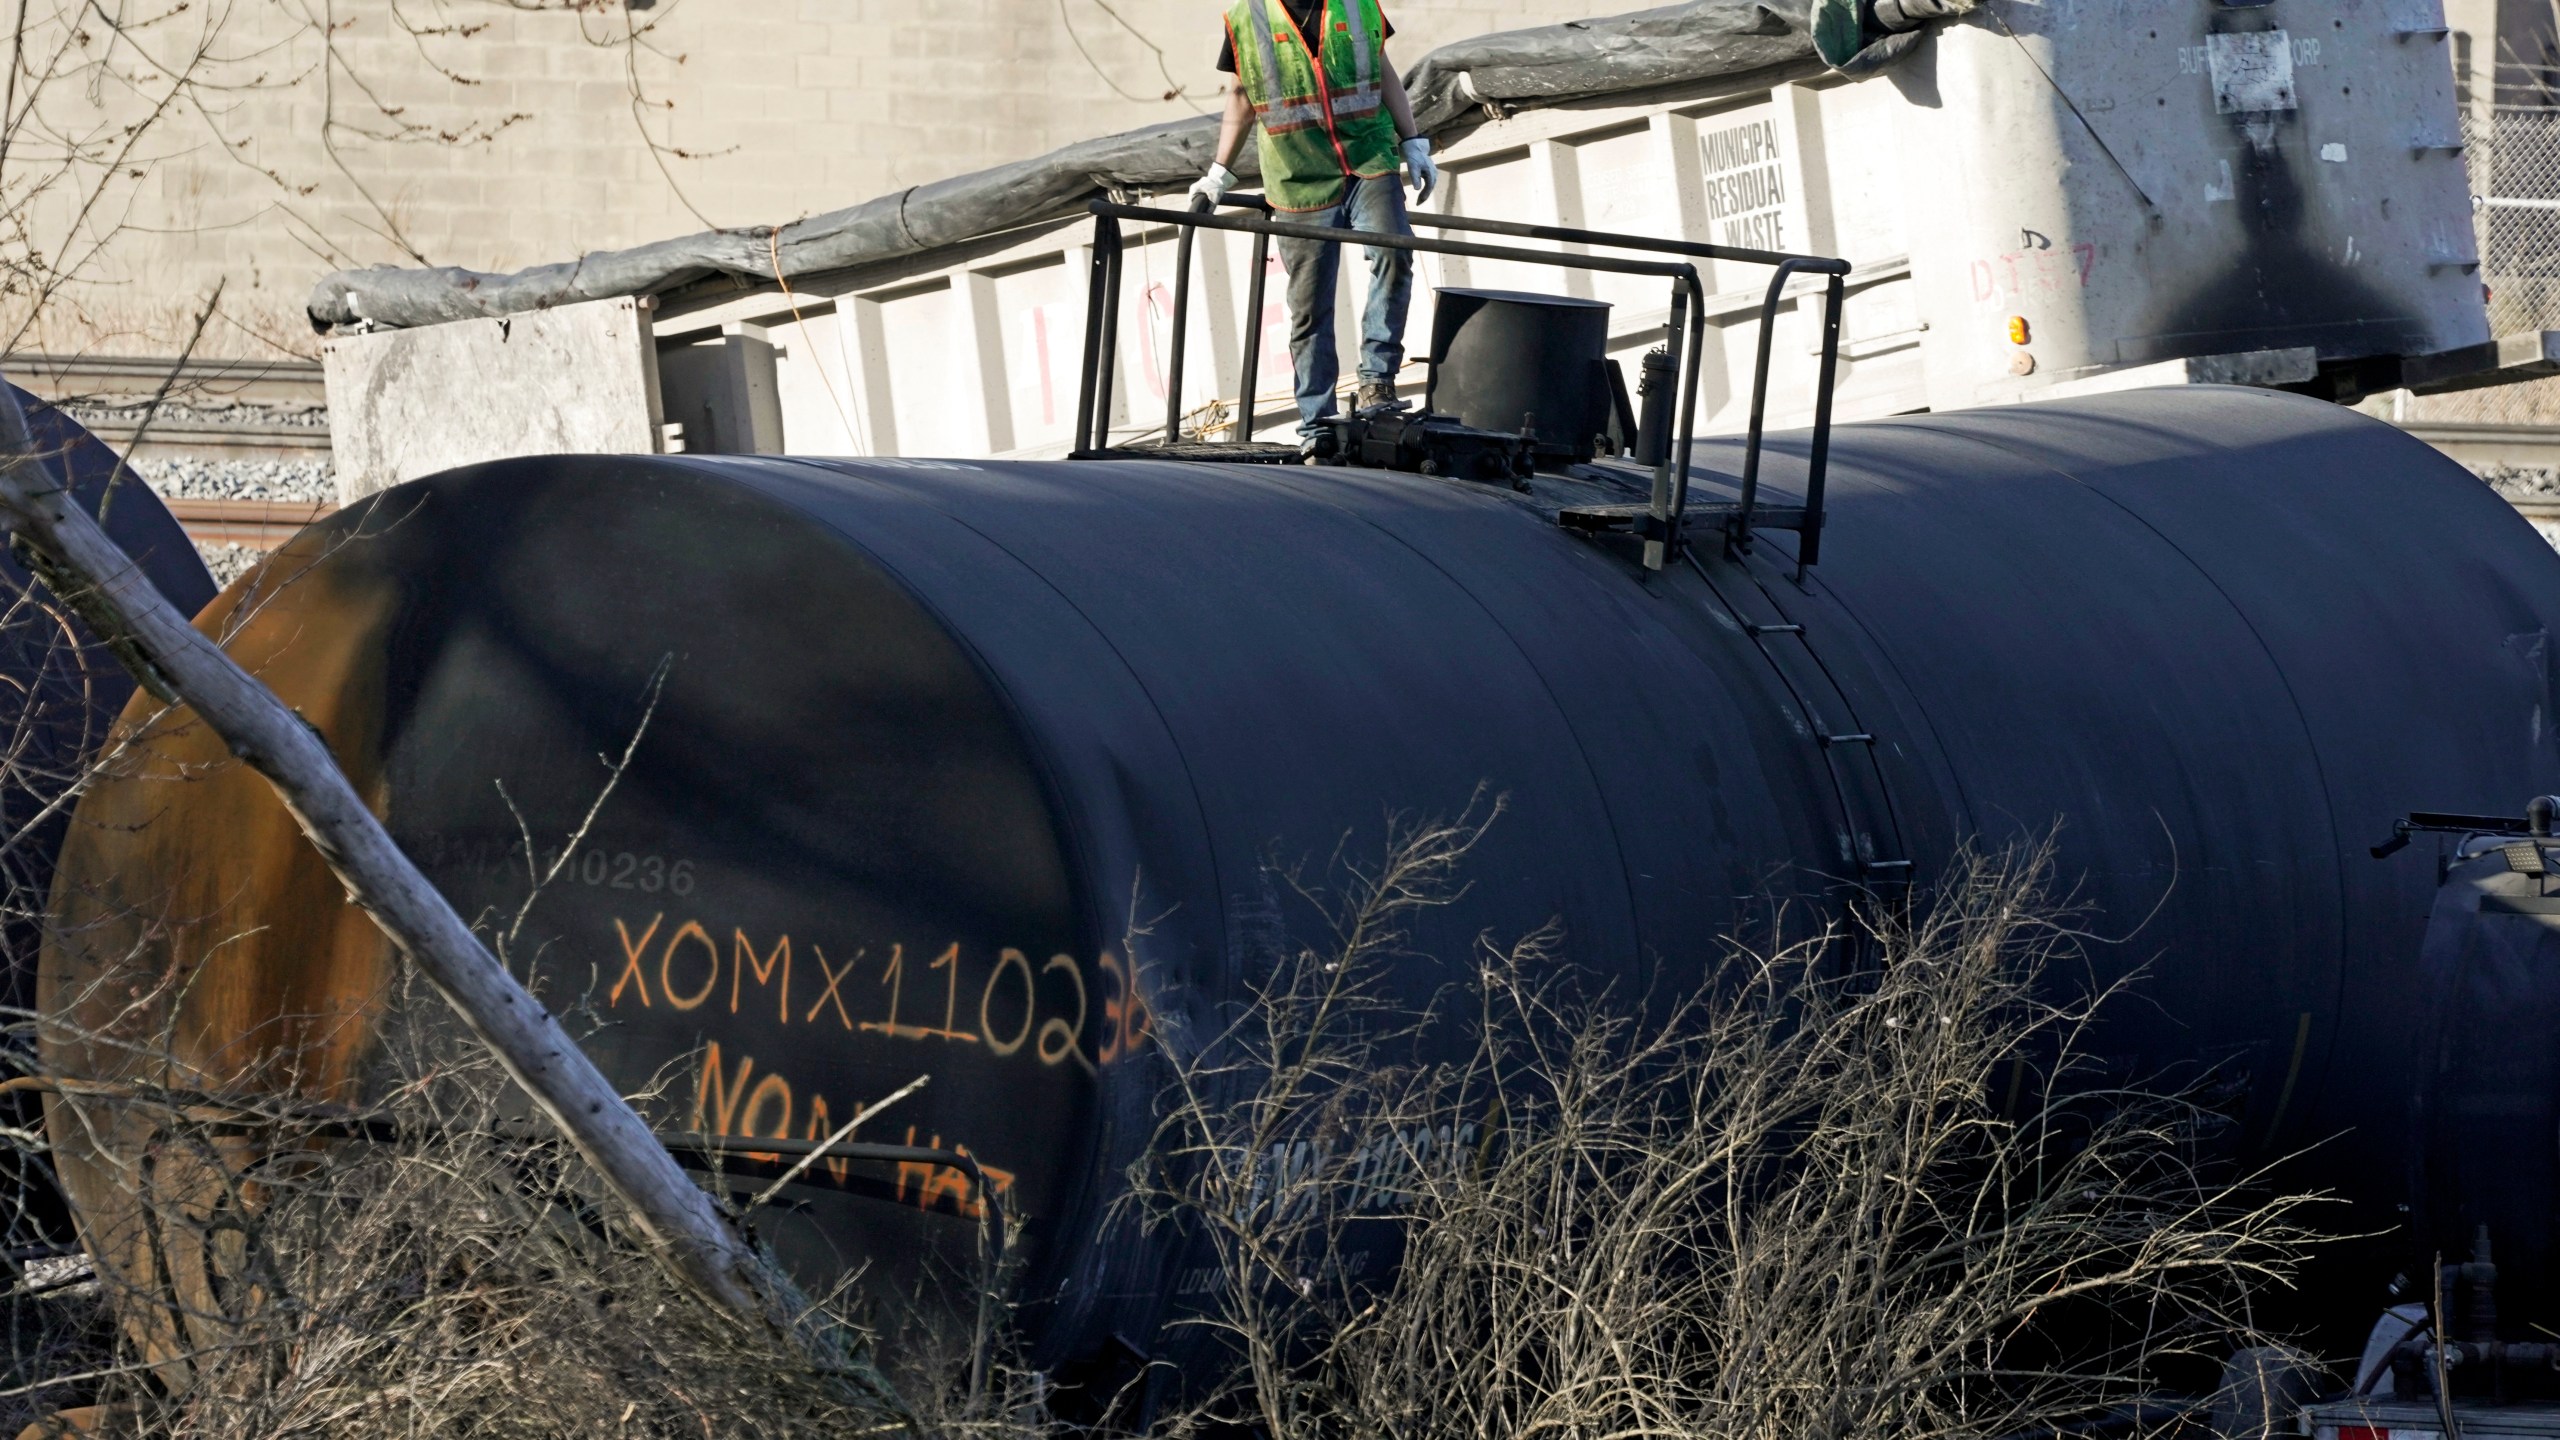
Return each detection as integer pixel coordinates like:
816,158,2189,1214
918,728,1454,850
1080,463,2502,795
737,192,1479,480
1057,0,1200,108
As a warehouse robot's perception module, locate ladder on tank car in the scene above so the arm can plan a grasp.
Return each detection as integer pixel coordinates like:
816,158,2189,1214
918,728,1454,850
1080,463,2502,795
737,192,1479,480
1067,191,1851,575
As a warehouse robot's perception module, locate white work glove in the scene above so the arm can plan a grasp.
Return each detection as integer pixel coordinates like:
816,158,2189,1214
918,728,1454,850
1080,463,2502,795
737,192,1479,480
1401,137,1438,204
1189,162,1238,208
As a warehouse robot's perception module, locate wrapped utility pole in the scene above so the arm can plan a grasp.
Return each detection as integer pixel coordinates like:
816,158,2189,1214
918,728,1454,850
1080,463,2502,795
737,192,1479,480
0,377,836,1364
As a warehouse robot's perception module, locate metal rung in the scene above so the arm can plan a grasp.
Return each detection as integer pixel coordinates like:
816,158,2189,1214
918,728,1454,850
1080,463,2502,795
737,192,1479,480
1695,501,1809,532
1862,859,1914,872
1555,504,1668,539
1819,732,1875,746
1746,622,1804,636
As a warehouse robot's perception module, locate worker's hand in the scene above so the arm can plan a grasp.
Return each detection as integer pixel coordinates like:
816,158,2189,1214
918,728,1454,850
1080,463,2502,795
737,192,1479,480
1401,137,1438,204
1189,163,1238,208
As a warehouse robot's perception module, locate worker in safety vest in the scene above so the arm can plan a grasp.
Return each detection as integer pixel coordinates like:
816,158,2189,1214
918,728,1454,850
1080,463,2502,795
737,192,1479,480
1190,0,1438,447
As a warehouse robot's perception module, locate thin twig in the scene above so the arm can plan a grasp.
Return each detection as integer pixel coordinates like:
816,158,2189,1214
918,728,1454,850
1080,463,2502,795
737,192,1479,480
96,278,222,529
743,1074,930,1214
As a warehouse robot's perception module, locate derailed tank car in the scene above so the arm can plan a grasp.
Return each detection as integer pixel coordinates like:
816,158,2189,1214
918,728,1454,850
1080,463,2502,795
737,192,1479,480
37,384,2560,1384
0,387,213,1251
0,386,215,981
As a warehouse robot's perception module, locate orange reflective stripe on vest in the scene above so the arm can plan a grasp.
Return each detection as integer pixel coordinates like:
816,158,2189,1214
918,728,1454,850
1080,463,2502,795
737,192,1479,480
1226,0,1399,211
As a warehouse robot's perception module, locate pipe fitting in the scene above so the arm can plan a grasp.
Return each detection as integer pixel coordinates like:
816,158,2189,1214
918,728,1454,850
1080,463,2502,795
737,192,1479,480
1870,0,1976,33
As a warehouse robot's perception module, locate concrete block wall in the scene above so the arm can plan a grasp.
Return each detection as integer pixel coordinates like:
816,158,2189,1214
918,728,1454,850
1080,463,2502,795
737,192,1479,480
5,0,1637,360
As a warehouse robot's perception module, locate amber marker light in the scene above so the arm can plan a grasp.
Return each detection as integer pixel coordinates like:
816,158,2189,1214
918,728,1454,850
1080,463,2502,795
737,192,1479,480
2007,315,2031,345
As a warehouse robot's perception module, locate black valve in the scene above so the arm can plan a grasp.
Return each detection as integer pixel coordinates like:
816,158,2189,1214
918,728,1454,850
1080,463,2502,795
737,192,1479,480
1633,346,1676,469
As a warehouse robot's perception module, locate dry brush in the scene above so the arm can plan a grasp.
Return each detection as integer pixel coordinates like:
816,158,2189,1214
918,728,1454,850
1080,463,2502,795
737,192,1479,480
1130,829,2327,1440
0,764,2328,1436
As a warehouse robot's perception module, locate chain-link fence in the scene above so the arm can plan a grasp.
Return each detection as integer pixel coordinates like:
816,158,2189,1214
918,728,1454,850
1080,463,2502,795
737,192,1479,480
2467,107,2560,334
2397,108,2560,426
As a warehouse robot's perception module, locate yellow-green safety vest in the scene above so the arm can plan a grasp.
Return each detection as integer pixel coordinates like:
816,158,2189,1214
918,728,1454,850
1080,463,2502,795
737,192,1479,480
1225,0,1401,213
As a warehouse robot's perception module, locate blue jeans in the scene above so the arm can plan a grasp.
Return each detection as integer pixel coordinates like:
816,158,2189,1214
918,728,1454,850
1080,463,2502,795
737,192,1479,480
1278,174,1414,437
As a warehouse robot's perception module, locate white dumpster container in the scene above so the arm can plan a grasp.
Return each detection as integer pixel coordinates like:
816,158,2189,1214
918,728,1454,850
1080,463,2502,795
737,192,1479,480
324,0,2494,488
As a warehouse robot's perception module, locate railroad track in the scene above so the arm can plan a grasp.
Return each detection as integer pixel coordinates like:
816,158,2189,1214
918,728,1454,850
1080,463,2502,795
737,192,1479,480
8,353,330,467
159,497,336,548
1,352,339,550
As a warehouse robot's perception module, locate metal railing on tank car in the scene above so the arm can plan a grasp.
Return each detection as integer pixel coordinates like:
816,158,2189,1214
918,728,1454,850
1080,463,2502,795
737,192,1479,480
1069,192,1851,571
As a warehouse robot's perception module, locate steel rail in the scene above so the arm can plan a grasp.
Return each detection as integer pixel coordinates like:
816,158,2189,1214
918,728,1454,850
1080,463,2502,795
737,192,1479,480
162,495,336,548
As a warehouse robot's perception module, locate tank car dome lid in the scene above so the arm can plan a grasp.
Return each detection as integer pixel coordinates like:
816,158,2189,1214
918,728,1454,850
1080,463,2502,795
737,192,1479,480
1432,287,1613,309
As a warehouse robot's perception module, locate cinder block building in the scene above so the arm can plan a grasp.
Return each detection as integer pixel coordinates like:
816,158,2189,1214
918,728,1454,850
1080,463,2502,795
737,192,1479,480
11,0,1641,361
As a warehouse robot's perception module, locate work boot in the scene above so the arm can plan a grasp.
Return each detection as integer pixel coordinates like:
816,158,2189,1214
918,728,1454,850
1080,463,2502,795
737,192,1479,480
1354,379,1401,412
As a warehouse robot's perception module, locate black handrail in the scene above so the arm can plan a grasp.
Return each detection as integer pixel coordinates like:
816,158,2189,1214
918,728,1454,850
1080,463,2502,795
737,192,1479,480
1076,193,1850,571
1731,258,1845,565
1162,196,1210,443
1235,222,1273,449
1214,188,1824,268
1798,271,1846,578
